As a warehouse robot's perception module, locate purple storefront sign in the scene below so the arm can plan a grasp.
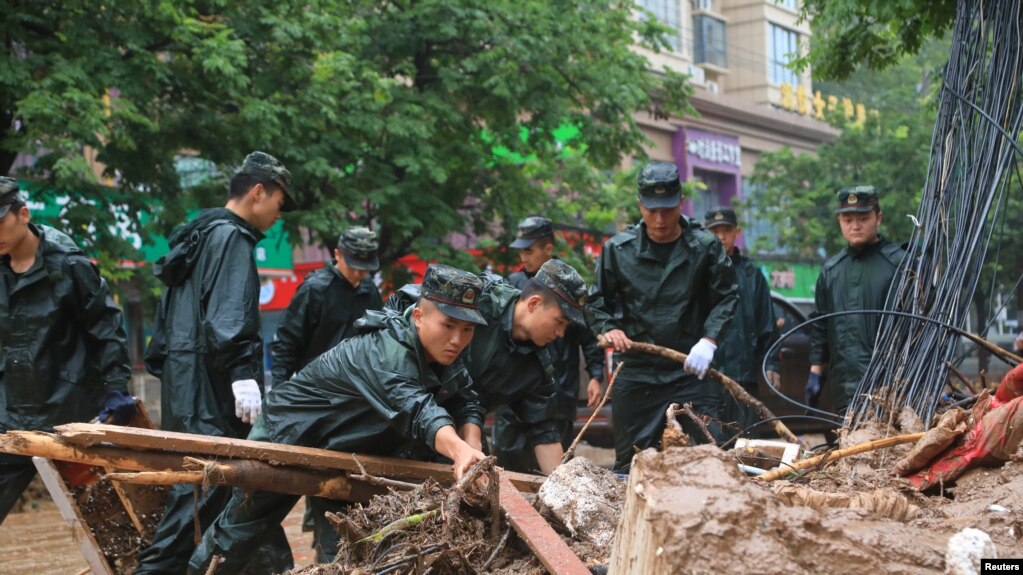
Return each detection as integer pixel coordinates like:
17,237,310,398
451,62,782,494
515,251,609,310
672,127,743,216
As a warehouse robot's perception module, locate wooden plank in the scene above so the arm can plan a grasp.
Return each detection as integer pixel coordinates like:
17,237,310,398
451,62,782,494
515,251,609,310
497,472,590,575
1,431,401,503
54,423,545,493
1,431,196,472
32,457,116,575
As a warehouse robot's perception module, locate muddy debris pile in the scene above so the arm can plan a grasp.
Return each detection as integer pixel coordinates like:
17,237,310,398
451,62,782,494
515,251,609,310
612,445,950,575
285,457,623,575
602,409,1023,574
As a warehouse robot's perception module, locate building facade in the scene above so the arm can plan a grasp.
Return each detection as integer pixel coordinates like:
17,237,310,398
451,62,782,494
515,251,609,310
634,0,838,232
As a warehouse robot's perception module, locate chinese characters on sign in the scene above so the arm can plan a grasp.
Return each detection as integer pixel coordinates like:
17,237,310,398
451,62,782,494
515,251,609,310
686,138,742,167
778,83,874,126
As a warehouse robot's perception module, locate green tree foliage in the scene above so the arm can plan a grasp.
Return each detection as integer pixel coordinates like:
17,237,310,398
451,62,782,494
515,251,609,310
2,0,692,280
748,40,947,257
795,0,956,81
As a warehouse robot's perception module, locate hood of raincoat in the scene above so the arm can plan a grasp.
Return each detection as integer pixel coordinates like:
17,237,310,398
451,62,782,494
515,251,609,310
153,208,262,287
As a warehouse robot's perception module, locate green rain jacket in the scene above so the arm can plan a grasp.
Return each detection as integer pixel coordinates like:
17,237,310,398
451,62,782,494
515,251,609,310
508,267,604,419
144,209,265,439
387,277,562,447
587,217,738,384
270,262,382,386
0,224,131,432
263,307,483,455
809,238,905,408
714,249,779,385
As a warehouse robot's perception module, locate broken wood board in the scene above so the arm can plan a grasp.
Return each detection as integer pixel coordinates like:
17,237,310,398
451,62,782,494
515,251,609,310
33,457,116,575
498,472,590,575
1,432,386,503
53,423,545,493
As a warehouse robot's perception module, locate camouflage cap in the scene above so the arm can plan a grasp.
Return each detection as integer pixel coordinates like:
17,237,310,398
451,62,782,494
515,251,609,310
637,161,682,209
338,227,380,271
835,185,879,214
703,206,739,229
533,259,588,326
420,264,488,326
509,216,554,249
237,151,298,212
0,177,23,219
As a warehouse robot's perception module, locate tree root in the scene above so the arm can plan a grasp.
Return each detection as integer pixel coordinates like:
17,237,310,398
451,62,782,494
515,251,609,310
442,457,497,540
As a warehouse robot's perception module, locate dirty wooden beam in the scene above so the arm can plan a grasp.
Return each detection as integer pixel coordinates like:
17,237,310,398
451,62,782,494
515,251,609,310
54,423,544,493
0,431,384,503
497,472,590,575
108,457,385,501
1,431,188,471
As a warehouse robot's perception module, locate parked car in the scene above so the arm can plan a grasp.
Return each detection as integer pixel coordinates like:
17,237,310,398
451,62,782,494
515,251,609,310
758,293,836,433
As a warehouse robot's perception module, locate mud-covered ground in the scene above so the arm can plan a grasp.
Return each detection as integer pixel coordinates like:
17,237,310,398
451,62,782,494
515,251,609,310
614,414,1023,575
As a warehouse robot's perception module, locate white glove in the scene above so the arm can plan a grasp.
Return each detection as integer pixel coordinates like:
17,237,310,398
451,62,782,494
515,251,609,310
231,379,262,424
683,338,717,379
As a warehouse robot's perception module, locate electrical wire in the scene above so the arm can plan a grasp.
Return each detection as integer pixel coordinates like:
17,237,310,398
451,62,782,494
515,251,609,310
848,0,1023,428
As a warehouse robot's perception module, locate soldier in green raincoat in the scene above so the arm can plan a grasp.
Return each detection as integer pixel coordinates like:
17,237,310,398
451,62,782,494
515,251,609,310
271,226,383,387
703,207,779,437
497,217,604,472
806,187,906,413
0,177,134,523
187,264,487,575
271,226,383,535
387,259,591,475
587,161,738,473
136,151,299,574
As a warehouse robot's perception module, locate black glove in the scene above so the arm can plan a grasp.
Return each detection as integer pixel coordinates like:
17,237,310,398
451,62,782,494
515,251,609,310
804,373,823,408
98,390,137,425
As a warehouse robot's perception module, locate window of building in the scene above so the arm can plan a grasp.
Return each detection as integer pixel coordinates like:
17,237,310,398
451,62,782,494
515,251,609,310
769,23,800,86
693,14,727,68
637,0,681,52
774,0,798,10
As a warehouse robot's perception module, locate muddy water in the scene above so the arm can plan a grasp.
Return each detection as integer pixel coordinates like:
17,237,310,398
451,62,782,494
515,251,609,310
0,498,317,574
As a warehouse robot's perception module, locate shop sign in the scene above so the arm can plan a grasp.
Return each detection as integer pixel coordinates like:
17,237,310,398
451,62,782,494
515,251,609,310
686,138,741,167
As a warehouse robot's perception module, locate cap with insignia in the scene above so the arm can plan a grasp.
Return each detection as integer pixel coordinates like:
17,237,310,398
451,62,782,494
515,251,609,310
637,161,683,209
533,259,588,326
703,206,739,229
420,264,488,326
337,227,380,271
0,177,24,219
509,216,555,249
236,151,299,212
835,185,879,214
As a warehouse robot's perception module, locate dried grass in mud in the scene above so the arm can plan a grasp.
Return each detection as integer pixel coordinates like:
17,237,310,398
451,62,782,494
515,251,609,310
284,460,618,575
778,411,1023,559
